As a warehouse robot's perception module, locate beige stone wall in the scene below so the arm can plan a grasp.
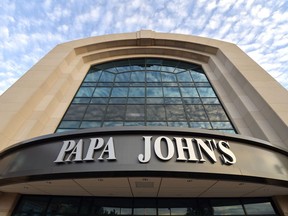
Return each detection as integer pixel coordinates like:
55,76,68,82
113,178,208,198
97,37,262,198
0,193,19,216
0,30,287,152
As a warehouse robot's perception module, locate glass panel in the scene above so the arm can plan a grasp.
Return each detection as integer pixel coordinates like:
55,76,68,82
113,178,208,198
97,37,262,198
109,98,127,104
211,122,233,129
147,98,164,104
14,196,49,214
115,72,131,82
180,87,198,97
73,98,91,104
47,197,80,214
106,105,126,120
124,122,145,126
190,122,212,129
76,87,95,97
243,199,277,215
84,69,101,82
146,122,167,126
162,72,177,82
163,87,181,97
147,105,166,121
80,121,102,128
147,71,161,82
93,87,111,97
167,122,189,127
177,71,193,82
99,71,115,82
165,105,186,121
130,59,145,70
197,87,216,97
128,98,145,104
84,105,106,120
59,121,81,128
211,199,245,215
147,87,163,97
131,71,145,82
201,98,220,104
204,105,229,121
111,87,129,97
63,105,87,120
191,71,208,82
103,121,123,127
91,98,109,104
126,105,145,120
182,98,201,104
185,105,208,121
129,87,145,97
164,98,182,104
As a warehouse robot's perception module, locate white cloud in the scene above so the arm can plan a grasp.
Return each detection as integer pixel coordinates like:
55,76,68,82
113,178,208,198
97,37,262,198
0,0,288,95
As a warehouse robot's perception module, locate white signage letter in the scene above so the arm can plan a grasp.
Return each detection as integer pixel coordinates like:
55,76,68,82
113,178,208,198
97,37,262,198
194,138,217,163
98,137,116,160
83,138,104,161
54,140,76,163
175,137,198,162
154,136,174,161
138,136,152,163
217,141,236,165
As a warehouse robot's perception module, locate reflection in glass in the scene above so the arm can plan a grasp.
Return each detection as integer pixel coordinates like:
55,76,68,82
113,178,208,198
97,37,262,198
57,58,236,134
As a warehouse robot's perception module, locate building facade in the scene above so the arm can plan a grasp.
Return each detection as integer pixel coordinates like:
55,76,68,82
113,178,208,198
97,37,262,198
0,30,287,215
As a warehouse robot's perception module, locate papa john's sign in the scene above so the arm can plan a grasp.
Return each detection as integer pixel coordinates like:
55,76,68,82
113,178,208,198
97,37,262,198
54,135,236,165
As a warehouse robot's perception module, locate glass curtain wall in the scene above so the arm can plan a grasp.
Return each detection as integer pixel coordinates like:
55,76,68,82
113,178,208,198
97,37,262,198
56,58,236,134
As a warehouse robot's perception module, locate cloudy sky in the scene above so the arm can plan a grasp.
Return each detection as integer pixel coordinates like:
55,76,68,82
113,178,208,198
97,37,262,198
0,0,287,95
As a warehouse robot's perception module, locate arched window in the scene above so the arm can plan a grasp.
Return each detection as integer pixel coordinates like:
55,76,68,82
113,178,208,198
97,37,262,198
56,58,236,134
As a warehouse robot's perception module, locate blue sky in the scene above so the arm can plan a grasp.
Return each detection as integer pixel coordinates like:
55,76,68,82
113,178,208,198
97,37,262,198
0,0,288,94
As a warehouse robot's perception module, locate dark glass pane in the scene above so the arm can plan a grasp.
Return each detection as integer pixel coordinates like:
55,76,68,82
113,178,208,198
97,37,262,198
164,98,182,104
146,58,162,70
84,105,106,120
243,199,277,215
146,98,164,104
14,196,49,213
165,105,186,121
116,66,131,73
204,105,229,121
185,105,208,121
47,197,80,214
183,98,201,104
130,59,145,70
106,105,126,120
59,121,81,129
128,98,145,104
63,105,87,120
109,98,127,104
190,122,212,129
167,122,189,127
80,121,102,128
103,121,123,127
147,105,166,121
72,98,91,104
126,105,145,120
210,199,245,215
91,98,109,104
